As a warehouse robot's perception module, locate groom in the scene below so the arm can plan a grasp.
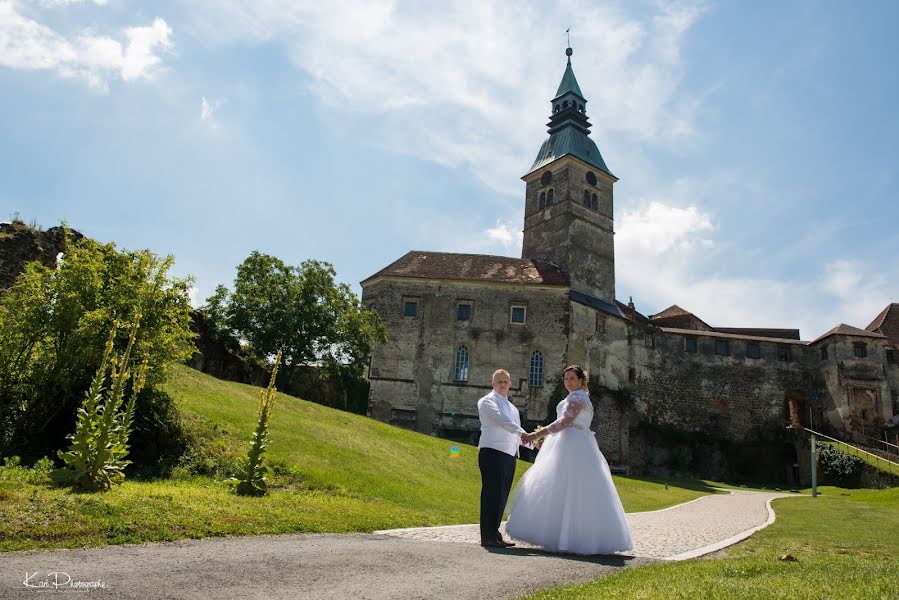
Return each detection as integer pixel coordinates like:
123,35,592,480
477,369,529,548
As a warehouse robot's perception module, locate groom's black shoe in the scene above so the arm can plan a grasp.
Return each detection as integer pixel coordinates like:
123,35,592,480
481,538,516,548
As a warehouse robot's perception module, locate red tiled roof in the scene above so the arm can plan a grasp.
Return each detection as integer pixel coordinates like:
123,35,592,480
715,327,800,340
811,323,886,344
865,303,899,347
649,305,714,331
361,251,570,286
660,327,809,345
651,304,691,319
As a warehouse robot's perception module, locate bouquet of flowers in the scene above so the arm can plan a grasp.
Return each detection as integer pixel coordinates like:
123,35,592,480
531,425,546,449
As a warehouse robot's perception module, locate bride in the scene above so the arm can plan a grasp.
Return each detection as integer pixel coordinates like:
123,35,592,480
506,365,633,555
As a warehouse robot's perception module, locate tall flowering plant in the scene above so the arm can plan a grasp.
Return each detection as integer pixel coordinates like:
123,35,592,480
52,317,148,491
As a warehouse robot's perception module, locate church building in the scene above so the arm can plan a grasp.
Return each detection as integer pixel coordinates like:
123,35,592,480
360,49,899,483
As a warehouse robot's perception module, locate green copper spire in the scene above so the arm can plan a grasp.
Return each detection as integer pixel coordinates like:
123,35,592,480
554,47,584,99
525,47,613,178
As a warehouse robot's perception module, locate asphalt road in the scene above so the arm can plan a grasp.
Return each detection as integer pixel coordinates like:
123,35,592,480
0,533,650,599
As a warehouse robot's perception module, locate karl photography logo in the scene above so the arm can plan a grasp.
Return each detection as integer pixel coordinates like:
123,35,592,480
23,571,106,591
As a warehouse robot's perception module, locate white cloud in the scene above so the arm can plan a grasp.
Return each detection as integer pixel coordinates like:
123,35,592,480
614,198,899,339
36,0,108,6
182,0,708,195
483,220,522,251
200,95,224,128
0,2,172,90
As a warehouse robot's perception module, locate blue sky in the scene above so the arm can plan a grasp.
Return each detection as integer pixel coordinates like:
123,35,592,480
2,0,898,340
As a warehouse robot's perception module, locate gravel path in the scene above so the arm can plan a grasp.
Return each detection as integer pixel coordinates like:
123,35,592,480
0,490,793,599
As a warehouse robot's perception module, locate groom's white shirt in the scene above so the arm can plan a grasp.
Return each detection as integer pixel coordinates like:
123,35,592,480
477,390,526,457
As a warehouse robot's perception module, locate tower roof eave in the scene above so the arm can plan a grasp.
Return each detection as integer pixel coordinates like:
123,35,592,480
524,129,615,179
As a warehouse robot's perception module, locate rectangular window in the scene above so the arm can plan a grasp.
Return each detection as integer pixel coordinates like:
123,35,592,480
821,346,828,360
628,367,636,383
510,304,527,324
892,393,899,417
403,300,418,317
457,302,472,321
715,339,730,356
853,343,867,358
644,333,654,348
746,342,761,359
684,337,697,353
777,346,792,362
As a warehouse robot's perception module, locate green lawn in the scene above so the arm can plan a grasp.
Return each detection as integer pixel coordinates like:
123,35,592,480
523,486,899,600
0,365,710,552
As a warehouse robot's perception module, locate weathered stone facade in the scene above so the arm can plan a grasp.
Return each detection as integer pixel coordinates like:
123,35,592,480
360,50,899,483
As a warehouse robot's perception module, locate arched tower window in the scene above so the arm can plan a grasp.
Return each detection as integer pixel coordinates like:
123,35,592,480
529,351,544,388
547,189,554,205
583,190,591,207
562,100,569,109
538,192,546,209
453,346,470,382
591,193,598,211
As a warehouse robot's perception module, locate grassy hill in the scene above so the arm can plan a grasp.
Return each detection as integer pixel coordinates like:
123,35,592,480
0,365,712,551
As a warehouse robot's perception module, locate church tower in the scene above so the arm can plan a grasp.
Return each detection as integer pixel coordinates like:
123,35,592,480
521,47,617,303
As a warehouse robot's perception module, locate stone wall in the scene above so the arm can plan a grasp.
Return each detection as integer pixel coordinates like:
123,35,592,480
0,222,82,290
362,278,570,436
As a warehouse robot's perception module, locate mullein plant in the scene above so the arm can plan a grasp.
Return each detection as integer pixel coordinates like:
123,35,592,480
230,350,282,496
51,317,148,491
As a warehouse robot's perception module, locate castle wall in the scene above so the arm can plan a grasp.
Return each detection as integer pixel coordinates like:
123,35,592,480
362,278,570,437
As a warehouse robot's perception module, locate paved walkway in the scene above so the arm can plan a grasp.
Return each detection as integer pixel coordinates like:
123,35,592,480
0,490,795,599
377,489,794,561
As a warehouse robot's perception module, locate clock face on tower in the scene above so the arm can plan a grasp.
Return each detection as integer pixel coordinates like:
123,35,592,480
541,171,553,186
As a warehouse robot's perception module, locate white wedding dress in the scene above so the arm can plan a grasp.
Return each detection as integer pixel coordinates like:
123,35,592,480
506,389,633,555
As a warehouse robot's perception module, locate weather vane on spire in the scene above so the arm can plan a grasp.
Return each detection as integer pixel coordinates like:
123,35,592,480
566,27,571,48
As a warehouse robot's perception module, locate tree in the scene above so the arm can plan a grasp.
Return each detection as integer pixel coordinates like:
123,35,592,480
0,231,195,458
206,251,386,375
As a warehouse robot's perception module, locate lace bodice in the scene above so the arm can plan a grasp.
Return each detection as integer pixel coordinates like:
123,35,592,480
545,389,593,433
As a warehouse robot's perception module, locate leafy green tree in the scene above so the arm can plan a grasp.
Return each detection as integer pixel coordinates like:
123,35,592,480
0,231,195,458
206,251,386,374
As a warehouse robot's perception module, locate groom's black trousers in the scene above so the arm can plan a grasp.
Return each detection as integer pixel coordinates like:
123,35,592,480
478,447,516,543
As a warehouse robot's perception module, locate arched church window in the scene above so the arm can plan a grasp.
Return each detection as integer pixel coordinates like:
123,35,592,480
583,190,591,207
453,346,470,382
529,351,544,388
541,171,552,186
578,104,584,112
547,189,554,205
586,171,598,186
554,104,560,113
562,100,569,109
591,194,598,211
539,192,546,209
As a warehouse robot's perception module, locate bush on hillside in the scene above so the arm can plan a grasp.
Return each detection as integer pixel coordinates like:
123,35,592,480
0,230,195,461
817,442,864,487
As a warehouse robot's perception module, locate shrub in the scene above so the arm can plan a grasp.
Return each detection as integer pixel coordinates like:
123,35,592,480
0,231,194,460
817,442,864,487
